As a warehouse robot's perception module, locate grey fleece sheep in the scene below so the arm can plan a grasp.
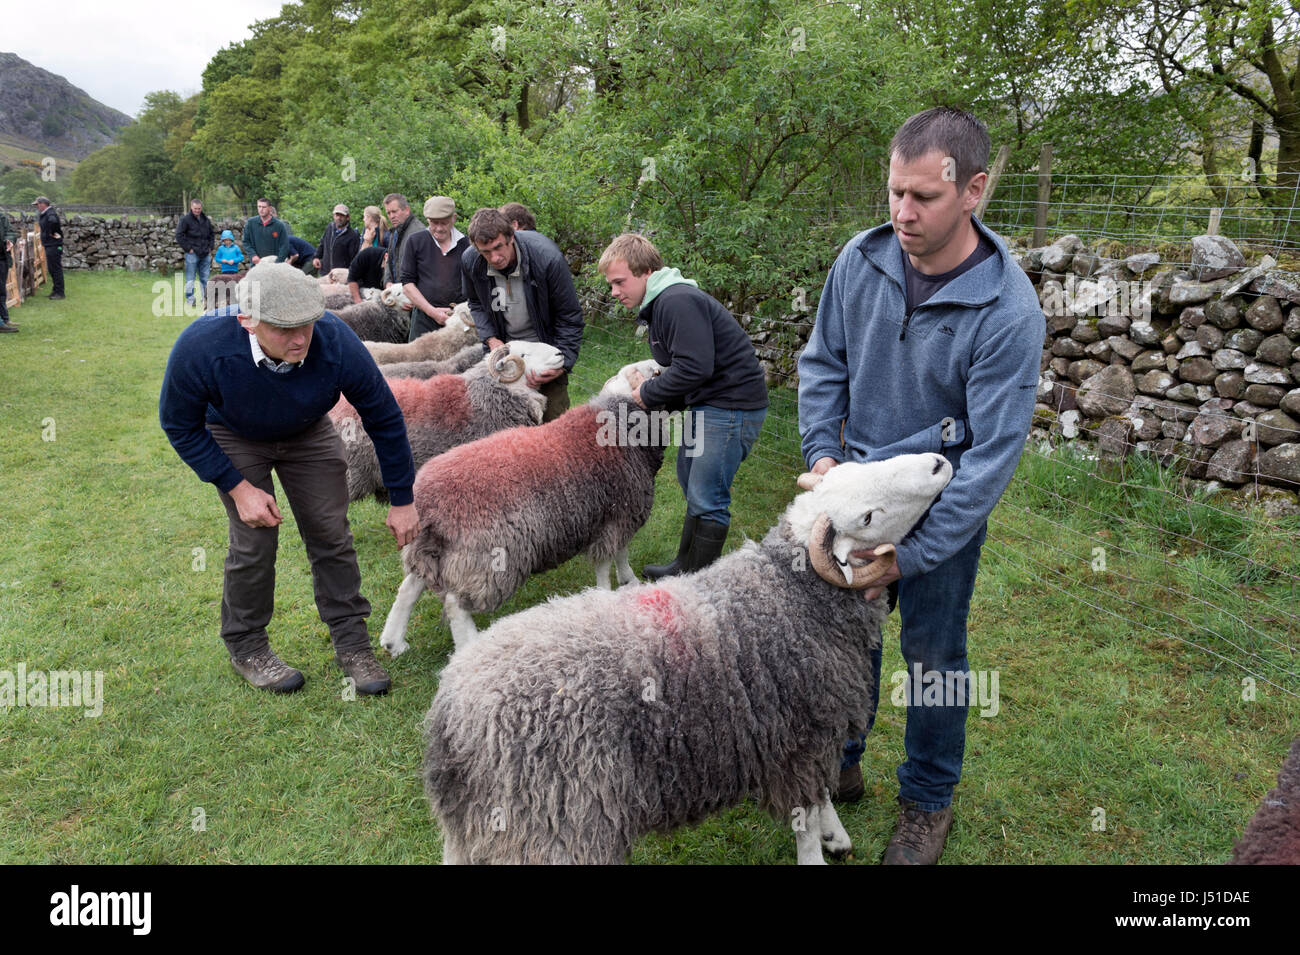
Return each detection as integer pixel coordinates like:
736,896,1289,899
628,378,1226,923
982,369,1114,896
364,305,477,364
380,373,667,655
1230,735,1300,865
422,453,953,864
329,342,562,502
334,299,410,343
382,344,486,381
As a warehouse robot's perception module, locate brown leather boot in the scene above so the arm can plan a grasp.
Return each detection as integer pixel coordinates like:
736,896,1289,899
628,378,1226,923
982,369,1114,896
336,646,392,695
882,797,954,864
230,645,306,693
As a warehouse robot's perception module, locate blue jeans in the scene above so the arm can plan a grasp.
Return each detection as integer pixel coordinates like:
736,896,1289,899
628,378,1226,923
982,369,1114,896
841,522,988,811
677,405,766,525
184,252,211,303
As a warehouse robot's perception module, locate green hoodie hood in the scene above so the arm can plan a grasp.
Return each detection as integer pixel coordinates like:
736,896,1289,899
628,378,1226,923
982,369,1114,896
640,266,698,310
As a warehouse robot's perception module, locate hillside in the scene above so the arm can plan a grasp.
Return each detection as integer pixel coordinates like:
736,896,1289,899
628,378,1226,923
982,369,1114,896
0,52,133,162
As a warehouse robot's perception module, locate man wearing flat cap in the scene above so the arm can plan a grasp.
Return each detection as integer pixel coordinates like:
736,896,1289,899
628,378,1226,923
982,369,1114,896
313,203,360,275
160,260,418,695
400,195,470,341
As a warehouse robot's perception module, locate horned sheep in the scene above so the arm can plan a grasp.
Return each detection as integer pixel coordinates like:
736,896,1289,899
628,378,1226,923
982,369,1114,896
380,360,666,654
330,341,564,502
421,453,954,864
380,344,486,381
333,287,413,343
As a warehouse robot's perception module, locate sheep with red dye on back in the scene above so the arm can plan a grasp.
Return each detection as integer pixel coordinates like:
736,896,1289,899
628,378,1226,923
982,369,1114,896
421,453,954,864
379,360,666,654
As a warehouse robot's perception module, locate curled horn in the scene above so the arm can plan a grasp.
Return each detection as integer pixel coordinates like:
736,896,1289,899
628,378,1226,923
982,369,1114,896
807,513,896,590
487,345,526,383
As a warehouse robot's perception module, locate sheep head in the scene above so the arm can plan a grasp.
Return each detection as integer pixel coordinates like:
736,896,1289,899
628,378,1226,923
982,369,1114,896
379,283,412,309
501,340,565,384
599,359,665,397
445,303,473,334
787,454,953,589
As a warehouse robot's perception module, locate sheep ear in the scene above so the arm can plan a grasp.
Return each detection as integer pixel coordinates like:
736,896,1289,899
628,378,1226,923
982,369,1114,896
796,472,822,491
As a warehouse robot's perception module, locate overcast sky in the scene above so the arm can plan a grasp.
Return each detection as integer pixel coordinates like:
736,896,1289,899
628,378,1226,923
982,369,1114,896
9,0,290,117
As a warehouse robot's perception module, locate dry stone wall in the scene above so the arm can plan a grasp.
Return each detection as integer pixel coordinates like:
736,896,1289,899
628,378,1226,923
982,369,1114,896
1023,233,1300,508
4,213,248,272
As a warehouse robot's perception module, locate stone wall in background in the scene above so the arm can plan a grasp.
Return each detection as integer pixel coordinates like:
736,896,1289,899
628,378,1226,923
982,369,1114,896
4,213,247,272
1023,233,1300,512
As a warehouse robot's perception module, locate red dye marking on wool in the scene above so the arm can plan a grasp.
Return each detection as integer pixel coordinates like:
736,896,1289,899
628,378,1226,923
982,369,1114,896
390,375,471,430
636,588,683,639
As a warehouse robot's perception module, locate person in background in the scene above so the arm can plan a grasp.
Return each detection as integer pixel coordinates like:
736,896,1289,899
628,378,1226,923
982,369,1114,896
459,208,583,422
242,198,291,266
176,198,214,307
499,202,536,232
599,232,768,577
33,196,65,299
1,210,16,332
313,204,360,274
360,205,388,249
214,230,244,275
383,193,423,289
286,234,318,274
401,196,469,340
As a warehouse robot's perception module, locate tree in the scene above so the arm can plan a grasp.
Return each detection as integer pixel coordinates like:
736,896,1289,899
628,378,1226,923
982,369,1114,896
187,77,284,200
119,91,194,206
70,145,133,204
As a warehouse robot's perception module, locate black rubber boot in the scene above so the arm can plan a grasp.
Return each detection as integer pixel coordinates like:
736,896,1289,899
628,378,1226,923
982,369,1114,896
645,514,698,581
685,518,729,573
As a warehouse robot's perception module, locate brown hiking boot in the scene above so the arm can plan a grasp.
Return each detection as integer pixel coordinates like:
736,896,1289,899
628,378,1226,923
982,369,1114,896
230,645,306,693
882,798,954,865
836,764,865,802
336,646,391,696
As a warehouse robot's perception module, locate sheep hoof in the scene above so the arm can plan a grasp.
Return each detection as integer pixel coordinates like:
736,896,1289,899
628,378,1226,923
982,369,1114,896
381,635,410,658
823,835,852,858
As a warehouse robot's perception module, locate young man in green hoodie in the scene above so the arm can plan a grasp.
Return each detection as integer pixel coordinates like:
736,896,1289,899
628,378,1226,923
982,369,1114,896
600,233,769,577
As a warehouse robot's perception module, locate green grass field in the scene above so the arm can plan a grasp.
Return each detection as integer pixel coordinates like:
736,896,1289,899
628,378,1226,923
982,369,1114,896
0,270,1295,864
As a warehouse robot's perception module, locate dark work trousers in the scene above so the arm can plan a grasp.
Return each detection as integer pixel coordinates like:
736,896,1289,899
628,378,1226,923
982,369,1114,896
207,416,372,658
539,371,570,423
0,256,9,322
44,244,64,295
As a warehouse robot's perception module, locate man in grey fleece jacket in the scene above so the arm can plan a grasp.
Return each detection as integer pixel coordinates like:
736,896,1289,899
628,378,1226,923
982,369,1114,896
798,107,1042,864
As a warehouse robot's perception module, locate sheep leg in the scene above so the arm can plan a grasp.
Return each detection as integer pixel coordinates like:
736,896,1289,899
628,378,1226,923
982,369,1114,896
614,548,637,586
594,558,613,590
444,593,478,650
794,802,828,865
379,572,425,657
818,788,852,857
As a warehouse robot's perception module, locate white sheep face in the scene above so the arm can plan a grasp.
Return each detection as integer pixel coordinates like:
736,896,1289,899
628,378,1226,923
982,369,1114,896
787,454,953,562
506,340,565,377
379,284,412,308
599,359,665,397
446,303,473,333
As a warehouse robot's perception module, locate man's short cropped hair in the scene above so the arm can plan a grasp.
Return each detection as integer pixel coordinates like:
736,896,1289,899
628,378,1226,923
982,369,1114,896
256,197,271,206
499,202,536,231
597,233,664,277
889,107,989,189
467,208,514,246
383,193,410,211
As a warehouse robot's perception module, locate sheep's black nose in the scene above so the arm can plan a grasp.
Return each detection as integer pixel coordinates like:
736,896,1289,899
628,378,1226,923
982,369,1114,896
932,456,944,474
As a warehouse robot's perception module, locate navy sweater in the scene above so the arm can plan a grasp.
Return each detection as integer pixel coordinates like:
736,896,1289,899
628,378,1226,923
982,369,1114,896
159,307,415,505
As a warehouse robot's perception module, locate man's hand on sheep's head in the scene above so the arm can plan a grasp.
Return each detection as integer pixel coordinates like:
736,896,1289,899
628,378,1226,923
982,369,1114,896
386,503,419,548
229,479,283,528
850,546,900,601
428,305,452,325
526,366,564,388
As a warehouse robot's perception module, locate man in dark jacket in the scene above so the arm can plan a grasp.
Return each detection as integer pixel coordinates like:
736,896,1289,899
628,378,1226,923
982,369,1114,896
1,212,16,332
460,208,583,421
313,204,360,275
241,198,291,265
600,233,768,576
383,193,423,288
176,198,214,306
401,196,469,341
33,196,64,299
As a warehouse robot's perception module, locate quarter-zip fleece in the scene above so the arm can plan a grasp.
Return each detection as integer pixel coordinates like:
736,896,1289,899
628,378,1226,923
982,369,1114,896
798,217,1043,577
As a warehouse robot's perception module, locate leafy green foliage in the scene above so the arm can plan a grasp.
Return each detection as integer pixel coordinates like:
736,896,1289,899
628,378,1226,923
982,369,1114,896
69,145,133,204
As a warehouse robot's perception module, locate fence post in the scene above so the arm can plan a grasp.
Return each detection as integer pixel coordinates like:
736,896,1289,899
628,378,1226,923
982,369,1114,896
975,144,1010,221
1208,207,1222,235
1033,144,1052,247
